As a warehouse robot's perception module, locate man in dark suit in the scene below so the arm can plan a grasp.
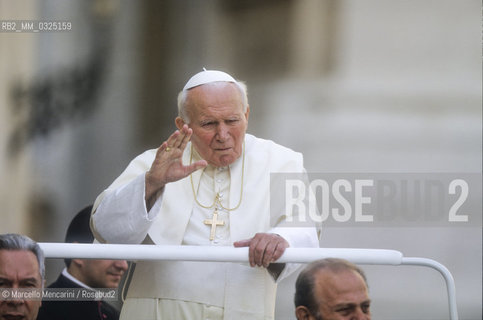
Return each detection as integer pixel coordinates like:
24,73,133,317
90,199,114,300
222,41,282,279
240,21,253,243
37,205,128,320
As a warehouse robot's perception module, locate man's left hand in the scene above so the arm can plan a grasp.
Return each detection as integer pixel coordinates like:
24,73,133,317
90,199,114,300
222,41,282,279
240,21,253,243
233,233,289,268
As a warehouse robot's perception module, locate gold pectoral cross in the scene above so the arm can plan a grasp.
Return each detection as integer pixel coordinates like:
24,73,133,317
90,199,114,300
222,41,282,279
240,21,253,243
204,208,225,240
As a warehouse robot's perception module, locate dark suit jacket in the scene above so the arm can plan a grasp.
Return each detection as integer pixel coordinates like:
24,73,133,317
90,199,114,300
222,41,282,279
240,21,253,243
36,273,120,320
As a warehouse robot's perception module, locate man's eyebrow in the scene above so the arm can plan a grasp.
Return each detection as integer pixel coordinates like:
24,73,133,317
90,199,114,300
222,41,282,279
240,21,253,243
333,303,356,310
334,298,371,306
19,277,41,285
197,115,216,122
0,277,11,283
360,299,371,306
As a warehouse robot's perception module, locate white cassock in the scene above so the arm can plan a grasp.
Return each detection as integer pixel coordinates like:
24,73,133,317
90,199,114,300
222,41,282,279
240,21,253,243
91,133,320,320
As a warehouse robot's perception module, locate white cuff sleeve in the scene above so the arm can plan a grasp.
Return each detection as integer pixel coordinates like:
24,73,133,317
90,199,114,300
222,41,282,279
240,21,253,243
92,173,164,244
267,227,319,282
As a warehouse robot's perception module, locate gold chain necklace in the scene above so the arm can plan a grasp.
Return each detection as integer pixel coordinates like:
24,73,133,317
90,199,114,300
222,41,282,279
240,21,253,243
189,143,245,211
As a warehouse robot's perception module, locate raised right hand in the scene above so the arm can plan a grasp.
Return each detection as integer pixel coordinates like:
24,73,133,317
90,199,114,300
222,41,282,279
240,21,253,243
145,124,207,208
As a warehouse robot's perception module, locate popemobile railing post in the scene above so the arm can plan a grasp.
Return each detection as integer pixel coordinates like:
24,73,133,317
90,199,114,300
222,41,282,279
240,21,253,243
38,243,458,320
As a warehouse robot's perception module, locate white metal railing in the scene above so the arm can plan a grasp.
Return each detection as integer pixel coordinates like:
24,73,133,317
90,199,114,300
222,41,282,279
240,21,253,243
38,243,458,320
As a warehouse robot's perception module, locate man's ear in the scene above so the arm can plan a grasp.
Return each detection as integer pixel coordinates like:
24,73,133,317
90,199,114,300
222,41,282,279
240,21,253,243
175,117,186,130
71,258,84,267
295,306,313,320
244,105,250,121
40,279,46,306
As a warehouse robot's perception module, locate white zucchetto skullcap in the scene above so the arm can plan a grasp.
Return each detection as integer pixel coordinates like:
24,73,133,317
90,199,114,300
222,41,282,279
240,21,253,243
183,68,236,91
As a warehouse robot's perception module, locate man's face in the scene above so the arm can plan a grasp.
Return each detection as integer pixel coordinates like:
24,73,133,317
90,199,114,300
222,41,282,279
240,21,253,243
313,269,371,320
0,250,43,320
76,259,128,288
177,82,249,167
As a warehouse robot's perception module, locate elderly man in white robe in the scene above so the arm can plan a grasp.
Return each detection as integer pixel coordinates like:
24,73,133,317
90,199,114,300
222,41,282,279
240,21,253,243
91,69,320,320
